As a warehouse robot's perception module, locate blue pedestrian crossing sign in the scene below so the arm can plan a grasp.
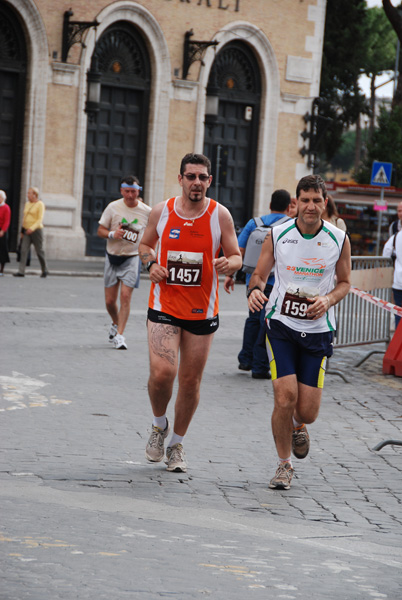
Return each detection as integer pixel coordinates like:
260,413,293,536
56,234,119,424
370,161,392,187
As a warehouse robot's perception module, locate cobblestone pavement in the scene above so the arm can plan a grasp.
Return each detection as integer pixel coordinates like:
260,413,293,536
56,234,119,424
1,272,401,599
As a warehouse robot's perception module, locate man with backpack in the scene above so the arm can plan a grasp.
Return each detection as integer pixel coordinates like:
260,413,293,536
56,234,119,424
225,189,291,379
383,228,402,330
388,201,402,237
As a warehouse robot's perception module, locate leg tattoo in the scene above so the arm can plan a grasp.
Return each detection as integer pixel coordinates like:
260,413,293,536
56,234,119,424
150,324,179,365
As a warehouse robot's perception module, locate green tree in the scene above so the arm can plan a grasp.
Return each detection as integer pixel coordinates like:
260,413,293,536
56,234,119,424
362,6,397,135
356,2,402,185
331,131,357,173
382,0,402,107
319,130,357,178
320,0,369,162
356,106,402,186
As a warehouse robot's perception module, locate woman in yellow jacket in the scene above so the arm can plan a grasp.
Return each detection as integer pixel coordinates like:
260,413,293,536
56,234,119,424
14,187,48,277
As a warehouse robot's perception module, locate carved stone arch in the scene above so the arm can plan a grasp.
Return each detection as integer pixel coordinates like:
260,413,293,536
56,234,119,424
0,4,27,64
208,42,261,98
196,22,280,218
93,21,151,85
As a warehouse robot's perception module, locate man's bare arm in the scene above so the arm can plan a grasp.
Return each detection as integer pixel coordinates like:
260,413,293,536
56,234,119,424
138,203,169,283
247,231,275,312
330,235,352,305
138,203,164,264
248,230,275,291
306,235,351,320
215,205,242,275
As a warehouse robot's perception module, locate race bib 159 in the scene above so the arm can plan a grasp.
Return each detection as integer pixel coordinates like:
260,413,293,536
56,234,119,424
280,291,315,319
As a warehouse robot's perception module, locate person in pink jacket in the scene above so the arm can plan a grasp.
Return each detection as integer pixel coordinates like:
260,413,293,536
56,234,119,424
0,190,11,276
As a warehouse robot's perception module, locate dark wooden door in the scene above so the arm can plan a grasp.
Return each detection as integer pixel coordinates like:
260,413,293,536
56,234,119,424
0,4,27,250
82,22,150,256
203,42,261,232
204,100,258,231
83,84,146,255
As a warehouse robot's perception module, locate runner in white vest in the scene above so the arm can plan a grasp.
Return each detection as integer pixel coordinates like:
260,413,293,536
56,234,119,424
247,174,351,490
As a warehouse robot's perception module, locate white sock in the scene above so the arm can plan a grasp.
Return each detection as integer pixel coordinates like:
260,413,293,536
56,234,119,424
279,456,292,467
168,432,184,448
153,415,167,430
292,416,303,428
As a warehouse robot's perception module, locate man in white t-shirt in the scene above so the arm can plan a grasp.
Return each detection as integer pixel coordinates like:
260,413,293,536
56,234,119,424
383,229,402,330
97,176,151,349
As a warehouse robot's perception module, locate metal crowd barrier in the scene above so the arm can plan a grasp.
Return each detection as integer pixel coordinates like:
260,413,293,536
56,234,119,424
331,257,402,450
334,256,393,348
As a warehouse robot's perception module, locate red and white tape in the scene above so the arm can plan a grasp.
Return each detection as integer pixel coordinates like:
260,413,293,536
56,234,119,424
350,286,402,318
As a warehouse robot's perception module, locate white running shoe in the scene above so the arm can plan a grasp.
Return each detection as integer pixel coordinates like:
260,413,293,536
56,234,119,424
145,421,170,462
269,462,294,490
165,444,187,472
113,333,127,349
109,323,118,342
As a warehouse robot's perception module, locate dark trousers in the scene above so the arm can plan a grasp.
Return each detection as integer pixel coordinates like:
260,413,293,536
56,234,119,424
393,288,402,329
18,229,48,275
238,284,272,375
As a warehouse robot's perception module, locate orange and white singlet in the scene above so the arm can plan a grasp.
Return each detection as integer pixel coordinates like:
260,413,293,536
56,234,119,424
149,197,222,320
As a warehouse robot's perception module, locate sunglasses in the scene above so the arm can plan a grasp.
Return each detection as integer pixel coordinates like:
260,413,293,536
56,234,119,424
182,173,210,182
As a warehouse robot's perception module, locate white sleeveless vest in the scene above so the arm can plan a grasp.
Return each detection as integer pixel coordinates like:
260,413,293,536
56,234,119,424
266,219,347,333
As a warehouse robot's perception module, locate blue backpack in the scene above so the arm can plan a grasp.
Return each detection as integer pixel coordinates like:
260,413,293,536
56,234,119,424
242,215,290,274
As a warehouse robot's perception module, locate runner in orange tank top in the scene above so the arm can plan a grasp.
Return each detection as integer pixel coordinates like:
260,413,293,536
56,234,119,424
148,195,221,320
139,153,242,473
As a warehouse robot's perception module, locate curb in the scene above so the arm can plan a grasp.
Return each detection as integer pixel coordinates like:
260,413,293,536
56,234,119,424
3,269,153,279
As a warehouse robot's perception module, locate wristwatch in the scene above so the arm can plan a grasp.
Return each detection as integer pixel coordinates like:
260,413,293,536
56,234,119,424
146,260,157,272
247,285,261,298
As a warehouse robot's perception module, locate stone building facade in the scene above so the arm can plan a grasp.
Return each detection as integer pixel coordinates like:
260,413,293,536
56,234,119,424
0,0,326,258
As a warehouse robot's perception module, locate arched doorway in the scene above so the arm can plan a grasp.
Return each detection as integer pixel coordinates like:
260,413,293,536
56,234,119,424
0,2,27,251
203,42,261,231
82,21,151,256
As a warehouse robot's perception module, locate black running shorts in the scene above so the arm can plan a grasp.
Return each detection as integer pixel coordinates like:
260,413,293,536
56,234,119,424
147,308,219,335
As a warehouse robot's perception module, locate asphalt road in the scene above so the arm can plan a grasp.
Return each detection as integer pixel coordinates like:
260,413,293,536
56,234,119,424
1,271,402,599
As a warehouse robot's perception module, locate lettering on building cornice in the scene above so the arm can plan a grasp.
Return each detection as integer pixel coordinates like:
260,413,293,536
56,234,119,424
165,0,240,11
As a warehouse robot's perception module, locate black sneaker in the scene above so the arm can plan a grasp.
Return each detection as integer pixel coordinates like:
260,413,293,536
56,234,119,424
13,273,24,277
252,371,271,379
238,363,252,371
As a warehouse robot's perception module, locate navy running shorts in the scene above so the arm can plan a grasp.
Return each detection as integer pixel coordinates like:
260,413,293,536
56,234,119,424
265,318,334,388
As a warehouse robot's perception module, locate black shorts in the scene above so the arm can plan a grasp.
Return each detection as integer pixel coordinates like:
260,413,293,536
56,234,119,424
266,319,334,388
147,308,219,335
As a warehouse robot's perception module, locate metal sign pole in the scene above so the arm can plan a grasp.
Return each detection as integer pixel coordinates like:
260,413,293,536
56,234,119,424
375,187,384,255
371,161,392,256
